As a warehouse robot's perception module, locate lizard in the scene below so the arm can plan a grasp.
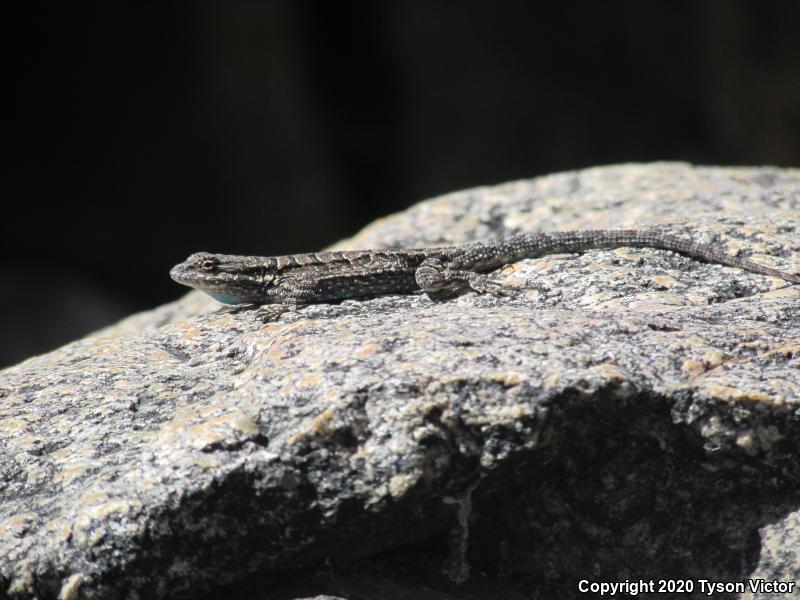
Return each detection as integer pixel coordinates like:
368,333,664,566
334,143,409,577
170,229,799,319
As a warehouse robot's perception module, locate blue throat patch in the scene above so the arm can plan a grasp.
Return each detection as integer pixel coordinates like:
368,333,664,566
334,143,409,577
208,292,245,305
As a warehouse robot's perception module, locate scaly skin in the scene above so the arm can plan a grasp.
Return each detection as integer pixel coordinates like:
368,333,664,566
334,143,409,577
170,229,799,307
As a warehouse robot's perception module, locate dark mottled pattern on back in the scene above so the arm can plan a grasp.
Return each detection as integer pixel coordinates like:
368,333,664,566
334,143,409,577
170,230,799,306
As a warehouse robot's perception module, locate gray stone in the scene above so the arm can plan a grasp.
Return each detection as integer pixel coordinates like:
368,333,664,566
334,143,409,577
1,163,798,600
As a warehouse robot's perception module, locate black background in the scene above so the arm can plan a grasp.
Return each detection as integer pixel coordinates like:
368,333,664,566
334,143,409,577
3,1,799,367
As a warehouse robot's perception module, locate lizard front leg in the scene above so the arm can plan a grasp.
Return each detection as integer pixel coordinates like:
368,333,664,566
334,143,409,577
252,275,317,322
253,303,300,323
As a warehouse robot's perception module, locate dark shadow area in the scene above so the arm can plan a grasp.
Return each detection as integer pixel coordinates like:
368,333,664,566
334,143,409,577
3,1,800,365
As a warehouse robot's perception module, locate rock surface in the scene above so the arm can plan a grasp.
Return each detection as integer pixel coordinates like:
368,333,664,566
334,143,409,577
1,163,799,600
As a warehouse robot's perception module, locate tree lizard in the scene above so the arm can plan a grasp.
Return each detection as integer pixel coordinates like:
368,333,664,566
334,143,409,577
170,229,799,319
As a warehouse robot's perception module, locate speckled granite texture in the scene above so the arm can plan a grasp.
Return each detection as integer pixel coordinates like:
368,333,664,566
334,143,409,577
1,163,798,600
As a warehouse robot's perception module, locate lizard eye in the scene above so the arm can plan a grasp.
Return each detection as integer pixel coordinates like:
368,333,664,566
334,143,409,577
200,257,220,270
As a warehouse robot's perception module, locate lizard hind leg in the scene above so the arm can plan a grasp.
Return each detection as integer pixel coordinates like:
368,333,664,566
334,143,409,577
415,257,513,298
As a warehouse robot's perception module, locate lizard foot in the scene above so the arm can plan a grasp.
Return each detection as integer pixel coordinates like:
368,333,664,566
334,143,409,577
467,273,516,297
254,304,294,323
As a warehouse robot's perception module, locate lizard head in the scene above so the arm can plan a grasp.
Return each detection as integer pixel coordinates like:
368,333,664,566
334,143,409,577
170,252,278,304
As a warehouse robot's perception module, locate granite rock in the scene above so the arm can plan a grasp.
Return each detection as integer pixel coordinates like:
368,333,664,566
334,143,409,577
1,163,799,599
